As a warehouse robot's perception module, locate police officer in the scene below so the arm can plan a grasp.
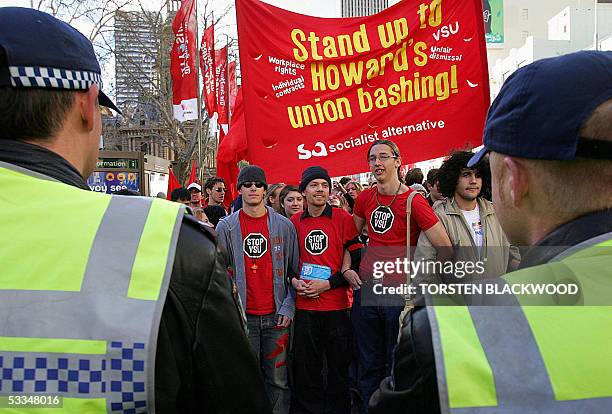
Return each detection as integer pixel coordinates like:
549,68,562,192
370,51,612,413
0,8,270,413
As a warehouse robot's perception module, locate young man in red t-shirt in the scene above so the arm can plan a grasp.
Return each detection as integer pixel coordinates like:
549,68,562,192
352,139,452,411
290,166,362,414
216,165,298,414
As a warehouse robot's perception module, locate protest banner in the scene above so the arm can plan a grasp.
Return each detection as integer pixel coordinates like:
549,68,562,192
237,0,489,182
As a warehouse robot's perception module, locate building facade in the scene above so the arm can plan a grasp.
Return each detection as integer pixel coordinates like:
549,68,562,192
341,0,388,17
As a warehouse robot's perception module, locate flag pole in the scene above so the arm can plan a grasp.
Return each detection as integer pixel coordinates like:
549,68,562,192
195,0,203,184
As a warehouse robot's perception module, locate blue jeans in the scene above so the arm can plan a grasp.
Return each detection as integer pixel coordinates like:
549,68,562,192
351,289,402,413
247,313,291,414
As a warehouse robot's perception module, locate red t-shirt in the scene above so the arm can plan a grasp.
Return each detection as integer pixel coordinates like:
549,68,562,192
291,207,358,311
239,210,275,315
354,187,439,247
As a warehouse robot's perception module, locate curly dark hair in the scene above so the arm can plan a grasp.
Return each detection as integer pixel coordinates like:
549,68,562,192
438,151,491,200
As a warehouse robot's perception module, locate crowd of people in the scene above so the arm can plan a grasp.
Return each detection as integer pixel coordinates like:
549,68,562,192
1,6,611,414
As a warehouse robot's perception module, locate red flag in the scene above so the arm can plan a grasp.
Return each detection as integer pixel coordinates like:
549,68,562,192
187,159,197,185
236,0,490,183
217,88,247,203
215,46,229,133
171,0,198,122
166,167,181,200
228,60,238,119
200,24,217,118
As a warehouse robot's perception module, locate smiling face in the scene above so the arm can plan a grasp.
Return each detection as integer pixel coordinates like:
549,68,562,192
455,168,482,202
282,191,304,217
368,143,401,184
303,178,330,208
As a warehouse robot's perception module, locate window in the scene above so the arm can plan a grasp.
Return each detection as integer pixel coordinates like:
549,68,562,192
521,31,529,41
521,8,529,21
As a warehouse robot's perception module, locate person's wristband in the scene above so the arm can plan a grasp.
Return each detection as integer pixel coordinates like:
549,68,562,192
341,268,351,275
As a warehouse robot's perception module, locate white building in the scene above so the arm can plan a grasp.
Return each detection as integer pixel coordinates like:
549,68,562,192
341,0,389,17
488,0,612,99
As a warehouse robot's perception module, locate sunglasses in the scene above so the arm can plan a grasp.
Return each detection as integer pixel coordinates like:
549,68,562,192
214,188,226,193
242,182,265,189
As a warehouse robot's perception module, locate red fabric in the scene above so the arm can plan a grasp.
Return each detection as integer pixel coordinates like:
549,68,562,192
199,24,217,118
291,208,357,311
236,0,490,182
166,167,181,200
240,210,275,315
170,0,198,121
353,187,438,247
215,46,229,130
217,88,247,203
228,60,238,118
187,159,197,186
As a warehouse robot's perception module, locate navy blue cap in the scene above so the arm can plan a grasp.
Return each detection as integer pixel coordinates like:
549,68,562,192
0,7,120,114
468,51,612,167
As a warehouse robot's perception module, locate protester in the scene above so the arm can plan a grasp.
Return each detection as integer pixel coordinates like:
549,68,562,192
415,151,520,282
404,167,424,186
424,168,445,206
408,183,427,197
352,139,452,412
216,165,299,414
290,166,362,414
371,50,612,413
278,184,304,218
339,176,352,187
187,182,203,208
170,187,191,205
204,204,227,228
345,181,363,201
266,183,286,213
204,176,227,212
0,8,270,413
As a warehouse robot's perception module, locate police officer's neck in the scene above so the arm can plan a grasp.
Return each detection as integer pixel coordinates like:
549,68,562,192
242,202,267,218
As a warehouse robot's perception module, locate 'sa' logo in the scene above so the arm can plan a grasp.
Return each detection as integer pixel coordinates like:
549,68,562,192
370,206,395,234
305,230,328,255
243,233,268,258
297,142,328,160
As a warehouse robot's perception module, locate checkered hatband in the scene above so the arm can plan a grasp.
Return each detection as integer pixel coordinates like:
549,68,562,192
8,66,103,91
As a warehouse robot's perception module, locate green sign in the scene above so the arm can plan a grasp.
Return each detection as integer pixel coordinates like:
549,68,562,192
96,158,139,170
483,0,504,44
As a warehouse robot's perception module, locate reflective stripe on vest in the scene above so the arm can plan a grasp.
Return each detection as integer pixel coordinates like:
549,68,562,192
428,233,612,413
0,164,184,413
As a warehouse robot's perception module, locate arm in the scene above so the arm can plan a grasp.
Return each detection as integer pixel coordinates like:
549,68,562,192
160,221,271,413
353,214,366,233
423,222,453,262
278,222,298,325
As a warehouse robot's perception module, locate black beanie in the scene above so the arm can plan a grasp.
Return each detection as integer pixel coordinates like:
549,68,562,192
299,166,332,192
237,165,268,190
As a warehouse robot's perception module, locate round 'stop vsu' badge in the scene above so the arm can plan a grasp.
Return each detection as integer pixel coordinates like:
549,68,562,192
370,206,395,234
305,229,328,255
243,233,268,258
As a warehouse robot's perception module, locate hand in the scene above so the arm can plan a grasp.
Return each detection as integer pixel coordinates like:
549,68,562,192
277,315,292,328
343,270,362,290
292,278,308,295
303,280,330,298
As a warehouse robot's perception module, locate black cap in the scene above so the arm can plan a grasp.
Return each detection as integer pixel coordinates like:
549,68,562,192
299,166,332,193
0,7,121,114
237,165,267,190
469,51,612,167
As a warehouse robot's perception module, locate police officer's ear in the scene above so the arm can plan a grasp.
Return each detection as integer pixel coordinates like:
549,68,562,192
76,84,100,132
500,155,529,207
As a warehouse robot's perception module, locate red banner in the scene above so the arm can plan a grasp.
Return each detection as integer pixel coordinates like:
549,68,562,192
215,46,229,132
237,0,489,182
217,88,246,203
171,0,198,122
200,24,217,118
228,60,238,119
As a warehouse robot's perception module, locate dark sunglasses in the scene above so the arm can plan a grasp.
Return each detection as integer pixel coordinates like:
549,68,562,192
242,182,265,189
214,188,226,193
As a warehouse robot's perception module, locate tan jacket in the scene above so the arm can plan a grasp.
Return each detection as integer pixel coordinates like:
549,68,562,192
415,197,519,280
